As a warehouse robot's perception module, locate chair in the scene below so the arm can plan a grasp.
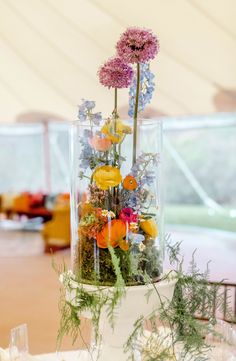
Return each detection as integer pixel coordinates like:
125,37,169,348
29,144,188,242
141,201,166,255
41,194,70,253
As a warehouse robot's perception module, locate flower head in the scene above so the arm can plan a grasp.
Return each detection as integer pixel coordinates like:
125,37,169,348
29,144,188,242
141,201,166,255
138,242,146,252
119,239,129,251
101,118,132,144
128,232,145,244
129,63,155,117
116,27,159,64
100,209,116,219
78,99,102,125
89,135,112,152
78,203,105,240
119,207,138,224
93,165,122,190
130,222,139,232
98,57,134,88
79,129,93,170
96,219,127,249
123,175,138,190
140,218,158,238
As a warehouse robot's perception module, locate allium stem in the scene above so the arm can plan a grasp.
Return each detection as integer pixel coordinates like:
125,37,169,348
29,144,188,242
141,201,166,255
114,87,118,131
114,87,118,115
132,62,140,166
112,88,118,167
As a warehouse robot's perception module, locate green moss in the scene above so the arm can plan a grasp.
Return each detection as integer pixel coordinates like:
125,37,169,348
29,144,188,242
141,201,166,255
78,234,161,286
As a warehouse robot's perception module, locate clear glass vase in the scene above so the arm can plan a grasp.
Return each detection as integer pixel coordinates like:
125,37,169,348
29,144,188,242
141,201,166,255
70,118,164,285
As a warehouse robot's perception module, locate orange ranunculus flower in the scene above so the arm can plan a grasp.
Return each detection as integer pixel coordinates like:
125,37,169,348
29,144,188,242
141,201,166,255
140,218,158,238
96,219,127,249
89,135,112,152
118,239,129,251
101,118,132,144
123,175,138,190
93,165,122,190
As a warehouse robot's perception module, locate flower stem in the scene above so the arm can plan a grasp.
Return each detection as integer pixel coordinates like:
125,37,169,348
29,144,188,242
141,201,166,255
132,62,140,166
113,88,118,167
114,87,118,116
113,87,118,124
114,87,118,134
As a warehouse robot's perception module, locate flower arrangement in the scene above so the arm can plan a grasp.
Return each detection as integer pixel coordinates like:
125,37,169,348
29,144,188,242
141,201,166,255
74,27,162,286
57,27,236,361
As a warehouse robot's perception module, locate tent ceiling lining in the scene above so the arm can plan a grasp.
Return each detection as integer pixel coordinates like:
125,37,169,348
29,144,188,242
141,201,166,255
0,0,235,122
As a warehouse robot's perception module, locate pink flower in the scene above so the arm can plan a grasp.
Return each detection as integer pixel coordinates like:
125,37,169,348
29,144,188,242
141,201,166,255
89,135,112,152
98,57,134,88
116,27,159,64
119,207,138,224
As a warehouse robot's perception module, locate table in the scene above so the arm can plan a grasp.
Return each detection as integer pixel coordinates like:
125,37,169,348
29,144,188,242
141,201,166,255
0,347,235,361
37,348,236,361
37,351,88,361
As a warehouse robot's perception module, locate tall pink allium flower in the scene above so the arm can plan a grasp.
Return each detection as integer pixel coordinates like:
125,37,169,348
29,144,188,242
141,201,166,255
98,57,134,88
116,27,159,64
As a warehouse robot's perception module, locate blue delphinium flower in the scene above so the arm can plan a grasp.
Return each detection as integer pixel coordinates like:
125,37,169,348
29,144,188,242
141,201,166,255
79,129,93,170
92,112,102,125
77,100,105,175
128,63,155,117
128,232,145,244
140,170,156,187
130,153,158,182
79,129,106,172
124,190,139,210
83,100,95,110
123,153,159,210
78,99,102,125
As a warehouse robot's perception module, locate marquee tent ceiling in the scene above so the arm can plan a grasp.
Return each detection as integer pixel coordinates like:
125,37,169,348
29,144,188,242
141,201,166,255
0,0,236,123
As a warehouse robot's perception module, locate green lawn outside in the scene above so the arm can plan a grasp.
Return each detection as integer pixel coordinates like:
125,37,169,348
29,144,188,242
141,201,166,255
165,204,236,233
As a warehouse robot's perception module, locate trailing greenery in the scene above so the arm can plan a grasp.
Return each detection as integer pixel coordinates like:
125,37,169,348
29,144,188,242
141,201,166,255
56,240,232,360
124,241,229,360
55,246,126,350
106,246,126,328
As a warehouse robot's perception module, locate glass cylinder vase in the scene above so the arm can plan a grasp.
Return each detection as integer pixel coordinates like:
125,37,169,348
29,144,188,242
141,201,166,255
70,118,164,285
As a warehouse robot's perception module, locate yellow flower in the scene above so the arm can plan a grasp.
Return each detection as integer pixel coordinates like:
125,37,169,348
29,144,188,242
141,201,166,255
101,118,132,144
93,165,122,190
130,222,139,232
101,209,116,218
140,218,158,238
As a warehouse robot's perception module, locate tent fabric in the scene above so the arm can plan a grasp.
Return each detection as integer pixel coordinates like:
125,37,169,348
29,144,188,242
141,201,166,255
0,0,236,122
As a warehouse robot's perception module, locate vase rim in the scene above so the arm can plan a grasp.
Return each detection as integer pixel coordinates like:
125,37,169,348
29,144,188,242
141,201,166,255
70,118,163,127
78,271,177,291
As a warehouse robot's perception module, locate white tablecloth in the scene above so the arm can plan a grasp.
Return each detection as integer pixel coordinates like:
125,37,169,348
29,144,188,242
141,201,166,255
36,351,88,361
0,349,88,361
0,348,234,361
36,348,236,361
